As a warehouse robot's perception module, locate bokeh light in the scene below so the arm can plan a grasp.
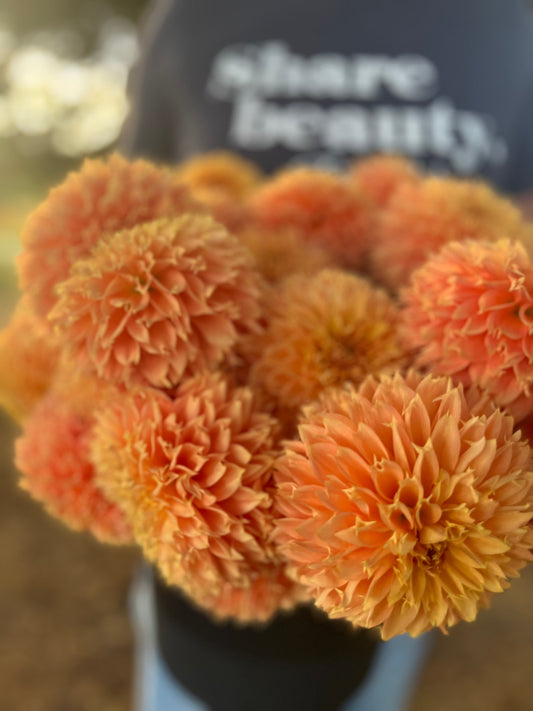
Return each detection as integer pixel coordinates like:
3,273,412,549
0,16,138,156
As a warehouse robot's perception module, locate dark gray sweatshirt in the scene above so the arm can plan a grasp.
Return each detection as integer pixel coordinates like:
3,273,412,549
123,0,533,191
122,4,533,709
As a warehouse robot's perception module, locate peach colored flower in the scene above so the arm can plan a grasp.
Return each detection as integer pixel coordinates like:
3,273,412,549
401,239,533,421
50,215,262,389
250,269,409,411
91,372,302,620
274,371,533,639
174,151,263,233
48,359,121,411
18,153,199,318
371,177,530,290
15,391,132,544
179,563,309,624
249,167,374,267
0,299,61,421
176,151,263,200
188,188,250,233
349,154,421,208
238,224,336,284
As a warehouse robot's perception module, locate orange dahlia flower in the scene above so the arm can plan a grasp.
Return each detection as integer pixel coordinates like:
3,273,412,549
15,392,132,544
0,299,61,421
180,563,308,624
401,239,533,421
176,150,263,200
250,269,409,410
50,215,262,389
274,371,533,639
174,151,263,233
18,153,199,318
249,167,374,267
371,177,530,290
238,224,336,284
91,372,300,620
187,188,250,233
349,154,421,208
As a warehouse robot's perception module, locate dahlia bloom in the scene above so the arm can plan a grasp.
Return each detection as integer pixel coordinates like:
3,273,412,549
174,151,263,233
401,239,533,421
50,215,262,389
349,154,421,208
176,150,263,200
371,177,531,290
274,371,533,639
238,224,336,283
249,167,374,267
250,269,409,410
179,562,308,624
18,153,198,318
91,372,301,619
15,392,132,544
186,189,250,234
0,299,61,421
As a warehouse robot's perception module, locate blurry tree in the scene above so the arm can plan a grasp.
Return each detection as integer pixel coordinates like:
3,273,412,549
0,0,149,204
1,0,148,36
0,0,149,268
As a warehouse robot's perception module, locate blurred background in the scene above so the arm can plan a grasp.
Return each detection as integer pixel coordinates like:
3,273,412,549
0,1,531,709
0,0,144,322
0,2,144,710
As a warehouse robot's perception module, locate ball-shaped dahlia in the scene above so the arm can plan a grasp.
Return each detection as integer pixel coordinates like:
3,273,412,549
250,269,409,410
180,562,309,624
176,150,263,200
91,372,302,620
238,224,336,284
49,215,262,390
401,238,533,421
18,153,199,318
274,371,533,639
348,154,421,208
187,188,250,233
15,391,132,544
249,167,375,267
0,299,61,421
371,176,531,290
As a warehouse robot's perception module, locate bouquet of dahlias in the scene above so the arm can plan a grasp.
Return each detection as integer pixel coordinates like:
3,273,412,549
3,151,533,641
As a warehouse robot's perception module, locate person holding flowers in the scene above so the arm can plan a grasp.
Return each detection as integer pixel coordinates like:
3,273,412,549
3,1,533,710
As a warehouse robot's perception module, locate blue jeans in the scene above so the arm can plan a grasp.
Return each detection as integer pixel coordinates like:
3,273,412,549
131,569,433,711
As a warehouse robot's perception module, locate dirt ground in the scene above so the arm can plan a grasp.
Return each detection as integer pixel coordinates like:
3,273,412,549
0,410,532,711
